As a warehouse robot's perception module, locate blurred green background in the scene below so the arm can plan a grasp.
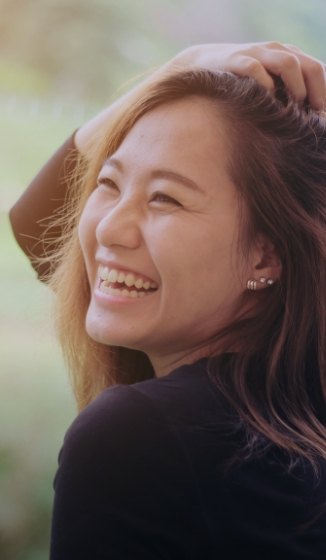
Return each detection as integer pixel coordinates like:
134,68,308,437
0,0,325,558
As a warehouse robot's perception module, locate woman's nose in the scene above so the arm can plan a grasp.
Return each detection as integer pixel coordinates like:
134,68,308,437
95,200,143,250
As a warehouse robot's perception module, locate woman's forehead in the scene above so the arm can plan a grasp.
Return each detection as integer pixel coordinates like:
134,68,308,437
110,96,231,174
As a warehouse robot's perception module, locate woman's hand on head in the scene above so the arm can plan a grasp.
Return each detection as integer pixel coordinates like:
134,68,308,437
75,42,325,154
167,42,326,110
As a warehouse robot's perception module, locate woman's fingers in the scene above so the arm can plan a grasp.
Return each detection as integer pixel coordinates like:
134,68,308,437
228,44,326,110
249,50,308,102
170,42,326,111
255,44,326,110
226,55,276,92
292,54,326,110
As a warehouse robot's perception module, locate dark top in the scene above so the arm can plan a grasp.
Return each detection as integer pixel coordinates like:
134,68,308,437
50,357,326,559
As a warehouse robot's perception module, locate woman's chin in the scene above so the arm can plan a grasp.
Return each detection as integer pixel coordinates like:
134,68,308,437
85,317,143,350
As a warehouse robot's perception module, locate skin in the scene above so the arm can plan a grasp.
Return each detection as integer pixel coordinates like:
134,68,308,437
78,96,281,377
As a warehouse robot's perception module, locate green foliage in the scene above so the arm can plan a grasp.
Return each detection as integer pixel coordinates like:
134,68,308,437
0,60,49,96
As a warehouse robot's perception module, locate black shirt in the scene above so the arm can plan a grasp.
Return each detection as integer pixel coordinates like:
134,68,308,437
50,358,326,559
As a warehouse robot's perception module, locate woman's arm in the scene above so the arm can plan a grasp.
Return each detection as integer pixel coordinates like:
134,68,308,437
9,42,326,280
9,133,78,280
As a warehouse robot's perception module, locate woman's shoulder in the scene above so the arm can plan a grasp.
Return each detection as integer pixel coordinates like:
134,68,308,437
58,359,226,491
62,383,169,458
52,384,213,559
65,357,219,441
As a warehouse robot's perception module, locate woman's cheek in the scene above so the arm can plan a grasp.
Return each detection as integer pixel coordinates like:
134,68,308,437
78,197,99,248
78,210,97,282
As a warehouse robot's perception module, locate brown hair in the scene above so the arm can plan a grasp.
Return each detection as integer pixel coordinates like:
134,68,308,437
49,70,326,469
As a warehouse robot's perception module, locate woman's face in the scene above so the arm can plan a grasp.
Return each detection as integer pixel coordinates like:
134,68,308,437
79,96,254,375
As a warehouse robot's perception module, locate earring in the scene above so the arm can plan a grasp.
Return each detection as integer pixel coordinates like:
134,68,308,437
247,279,257,290
246,277,274,290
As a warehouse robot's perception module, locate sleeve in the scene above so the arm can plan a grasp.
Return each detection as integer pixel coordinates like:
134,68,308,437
9,133,79,280
49,385,204,560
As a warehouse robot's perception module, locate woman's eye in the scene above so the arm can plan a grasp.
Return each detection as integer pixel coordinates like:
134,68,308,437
151,192,181,206
97,177,118,190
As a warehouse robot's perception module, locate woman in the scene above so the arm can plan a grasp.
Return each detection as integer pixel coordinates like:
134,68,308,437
10,43,326,558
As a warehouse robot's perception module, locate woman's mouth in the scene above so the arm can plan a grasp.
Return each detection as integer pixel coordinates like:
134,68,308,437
98,266,158,299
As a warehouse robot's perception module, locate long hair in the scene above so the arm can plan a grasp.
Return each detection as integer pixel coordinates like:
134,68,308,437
49,70,326,468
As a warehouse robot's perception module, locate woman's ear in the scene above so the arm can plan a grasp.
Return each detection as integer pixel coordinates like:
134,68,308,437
247,234,282,291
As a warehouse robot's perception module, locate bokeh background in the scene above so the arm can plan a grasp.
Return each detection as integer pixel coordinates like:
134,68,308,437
0,0,325,558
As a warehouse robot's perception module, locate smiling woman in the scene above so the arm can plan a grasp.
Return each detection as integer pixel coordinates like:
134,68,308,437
9,43,326,559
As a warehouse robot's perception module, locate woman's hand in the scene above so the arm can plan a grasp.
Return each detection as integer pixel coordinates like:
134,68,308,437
168,42,326,110
75,42,326,154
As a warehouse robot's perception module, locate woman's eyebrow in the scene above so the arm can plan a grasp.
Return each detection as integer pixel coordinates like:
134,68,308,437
104,156,204,194
150,169,204,194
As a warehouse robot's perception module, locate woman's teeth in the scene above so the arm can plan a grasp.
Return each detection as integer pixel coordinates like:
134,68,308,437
98,266,158,298
100,285,147,298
